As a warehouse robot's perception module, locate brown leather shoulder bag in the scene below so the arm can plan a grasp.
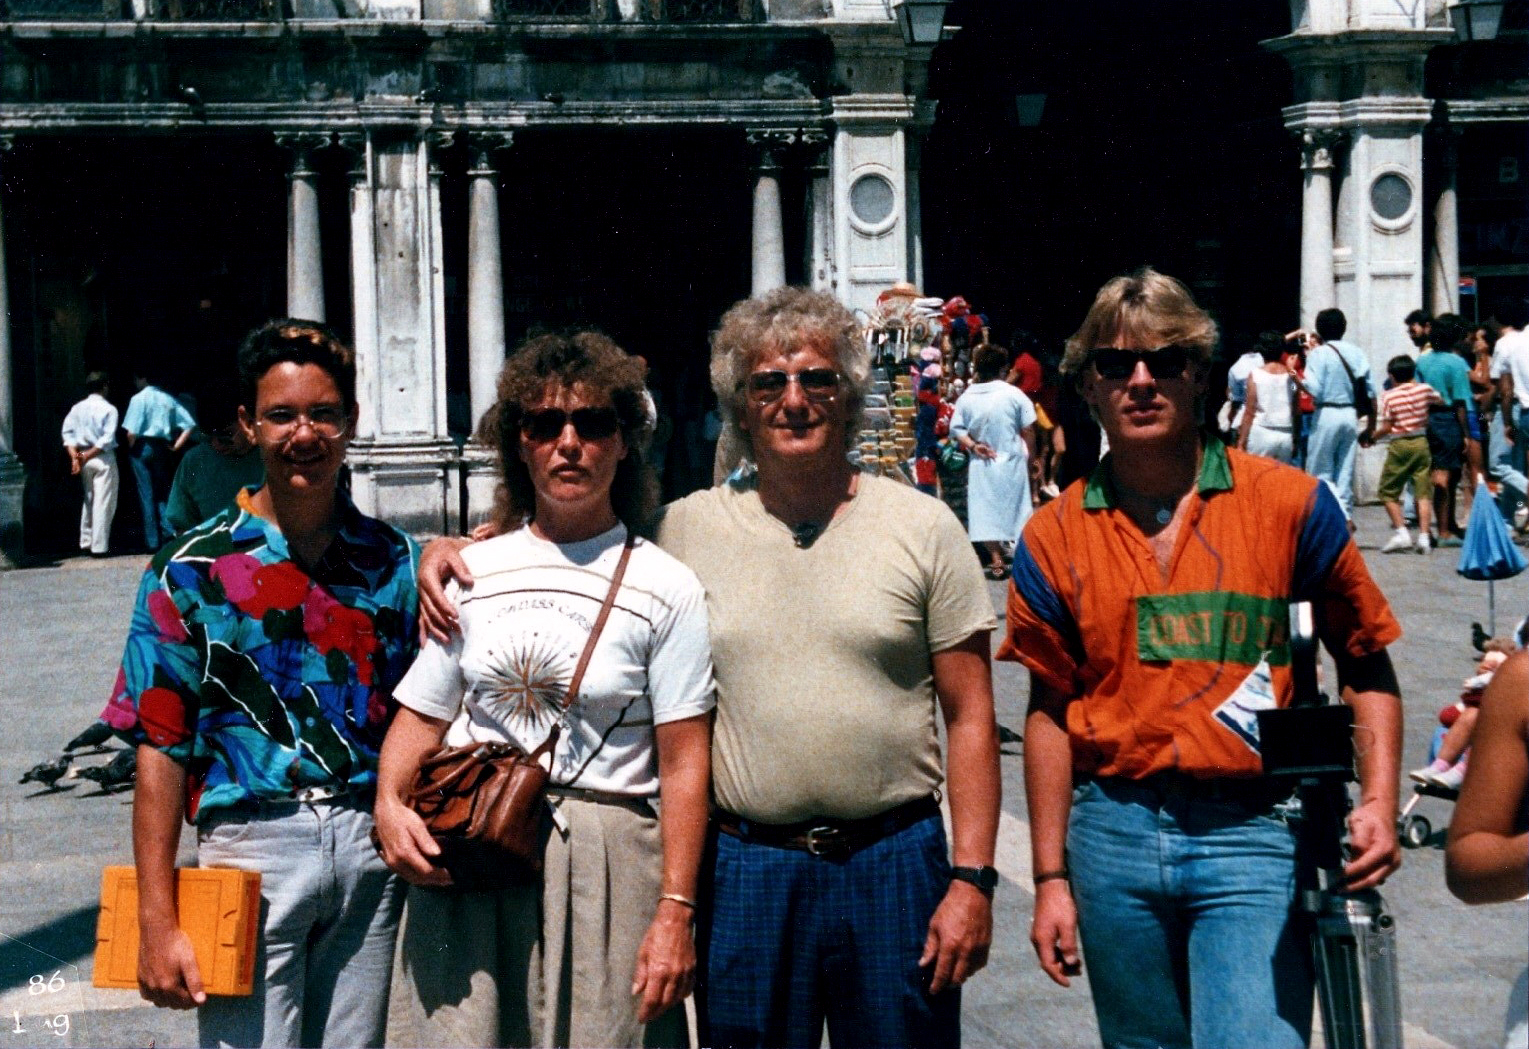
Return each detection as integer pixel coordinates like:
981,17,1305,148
399,532,636,891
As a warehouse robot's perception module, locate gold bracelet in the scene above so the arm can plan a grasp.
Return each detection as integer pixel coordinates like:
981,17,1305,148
658,893,697,910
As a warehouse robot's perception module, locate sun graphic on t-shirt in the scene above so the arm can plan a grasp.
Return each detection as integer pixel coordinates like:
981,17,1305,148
476,636,573,729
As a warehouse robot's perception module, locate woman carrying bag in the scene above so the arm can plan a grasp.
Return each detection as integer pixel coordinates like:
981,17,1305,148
373,332,716,1048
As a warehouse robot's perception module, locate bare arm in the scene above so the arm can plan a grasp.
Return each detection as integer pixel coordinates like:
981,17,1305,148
417,536,474,643
919,632,998,994
1336,649,1403,889
132,746,205,1009
1501,373,1516,443
633,713,712,1023
1237,378,1260,450
1025,682,1082,987
1446,651,1529,904
373,706,452,887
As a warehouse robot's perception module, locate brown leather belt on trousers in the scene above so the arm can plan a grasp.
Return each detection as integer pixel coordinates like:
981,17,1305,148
713,794,941,859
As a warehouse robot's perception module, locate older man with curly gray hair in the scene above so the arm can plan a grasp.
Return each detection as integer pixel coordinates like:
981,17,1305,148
655,286,1000,1049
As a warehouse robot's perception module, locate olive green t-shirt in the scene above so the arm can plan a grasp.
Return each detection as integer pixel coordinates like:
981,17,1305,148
653,473,996,824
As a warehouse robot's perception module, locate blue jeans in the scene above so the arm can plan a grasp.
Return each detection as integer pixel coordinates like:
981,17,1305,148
1491,408,1529,520
698,812,959,1049
196,798,402,1049
129,438,174,550
1068,778,1313,1049
1306,406,1357,519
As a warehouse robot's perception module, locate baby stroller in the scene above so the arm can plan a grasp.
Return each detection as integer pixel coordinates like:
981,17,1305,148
1397,726,1458,849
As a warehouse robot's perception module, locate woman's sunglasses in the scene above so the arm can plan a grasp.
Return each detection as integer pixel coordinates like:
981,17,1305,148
1089,346,1193,381
519,407,621,443
744,368,841,402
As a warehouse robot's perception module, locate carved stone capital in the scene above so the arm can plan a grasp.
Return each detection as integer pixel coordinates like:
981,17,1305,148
335,131,367,179
1298,127,1344,172
798,126,831,172
274,131,330,176
466,131,513,176
747,128,798,172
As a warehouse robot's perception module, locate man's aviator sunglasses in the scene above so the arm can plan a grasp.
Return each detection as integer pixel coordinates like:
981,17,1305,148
519,407,622,443
1089,345,1194,382
744,368,841,402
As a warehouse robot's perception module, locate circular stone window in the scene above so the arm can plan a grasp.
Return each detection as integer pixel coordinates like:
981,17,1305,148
1370,173,1413,222
850,173,896,226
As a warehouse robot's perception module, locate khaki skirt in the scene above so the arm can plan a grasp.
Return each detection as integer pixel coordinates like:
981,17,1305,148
386,794,686,1048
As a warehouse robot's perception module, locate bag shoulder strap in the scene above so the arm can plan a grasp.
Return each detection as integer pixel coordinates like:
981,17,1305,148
541,532,637,777
565,531,636,705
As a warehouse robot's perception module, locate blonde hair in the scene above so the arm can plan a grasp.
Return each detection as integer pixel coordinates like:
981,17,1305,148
1060,268,1219,379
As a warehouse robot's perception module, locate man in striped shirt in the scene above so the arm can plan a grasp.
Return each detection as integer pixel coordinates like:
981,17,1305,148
1366,354,1444,553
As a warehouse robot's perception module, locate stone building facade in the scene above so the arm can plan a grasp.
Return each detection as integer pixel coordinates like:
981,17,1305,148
0,0,1522,558
0,0,936,559
1266,0,1527,494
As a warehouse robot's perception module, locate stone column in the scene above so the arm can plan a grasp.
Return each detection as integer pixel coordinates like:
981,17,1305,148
277,132,328,323
0,137,23,568
339,129,458,537
466,132,510,438
801,128,835,294
1298,127,1342,328
905,126,926,290
1427,123,1460,316
747,129,792,297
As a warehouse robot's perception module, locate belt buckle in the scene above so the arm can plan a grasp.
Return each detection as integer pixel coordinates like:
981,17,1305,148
803,825,846,857
293,785,343,803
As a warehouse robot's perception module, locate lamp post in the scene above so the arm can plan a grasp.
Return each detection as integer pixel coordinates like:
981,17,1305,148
1448,0,1506,40
894,0,949,45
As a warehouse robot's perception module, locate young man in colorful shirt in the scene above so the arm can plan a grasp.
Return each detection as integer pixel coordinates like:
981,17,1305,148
103,320,419,1048
1002,269,1403,1049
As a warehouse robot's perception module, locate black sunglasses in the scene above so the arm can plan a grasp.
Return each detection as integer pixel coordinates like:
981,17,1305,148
1089,346,1193,381
519,407,621,443
744,368,842,402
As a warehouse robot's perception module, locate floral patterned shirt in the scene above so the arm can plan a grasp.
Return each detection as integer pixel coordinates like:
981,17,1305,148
104,488,420,821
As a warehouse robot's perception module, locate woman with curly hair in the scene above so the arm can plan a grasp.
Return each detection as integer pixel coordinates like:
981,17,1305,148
375,331,716,1047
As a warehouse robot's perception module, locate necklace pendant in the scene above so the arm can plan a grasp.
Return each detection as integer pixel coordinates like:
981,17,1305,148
1155,506,1173,525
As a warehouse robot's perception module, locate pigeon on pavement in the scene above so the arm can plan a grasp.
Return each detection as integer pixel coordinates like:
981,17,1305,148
18,756,73,790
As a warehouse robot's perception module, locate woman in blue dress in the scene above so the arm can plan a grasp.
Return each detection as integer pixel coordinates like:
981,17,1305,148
950,345,1038,578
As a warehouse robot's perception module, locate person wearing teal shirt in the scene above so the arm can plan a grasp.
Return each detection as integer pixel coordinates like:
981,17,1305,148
1417,318,1473,546
165,393,265,535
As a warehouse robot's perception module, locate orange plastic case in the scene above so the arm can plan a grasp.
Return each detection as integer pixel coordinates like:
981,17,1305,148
93,866,261,996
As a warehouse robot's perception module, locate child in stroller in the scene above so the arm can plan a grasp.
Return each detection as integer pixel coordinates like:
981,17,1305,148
1399,641,1516,847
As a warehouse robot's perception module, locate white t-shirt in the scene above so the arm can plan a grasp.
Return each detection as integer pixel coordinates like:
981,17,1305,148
396,523,715,797
1493,328,1529,408
1225,351,1262,427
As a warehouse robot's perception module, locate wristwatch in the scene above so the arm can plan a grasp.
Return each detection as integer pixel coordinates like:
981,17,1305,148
950,865,998,898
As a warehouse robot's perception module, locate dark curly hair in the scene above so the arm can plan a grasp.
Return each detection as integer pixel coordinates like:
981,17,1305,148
487,331,657,533
237,319,355,412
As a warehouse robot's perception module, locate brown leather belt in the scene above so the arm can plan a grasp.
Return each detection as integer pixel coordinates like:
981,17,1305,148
714,794,941,859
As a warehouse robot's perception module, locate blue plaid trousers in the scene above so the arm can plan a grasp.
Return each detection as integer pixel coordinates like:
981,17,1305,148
696,811,960,1049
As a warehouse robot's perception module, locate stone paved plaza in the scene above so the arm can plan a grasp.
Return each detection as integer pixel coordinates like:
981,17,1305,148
1,503,1525,1048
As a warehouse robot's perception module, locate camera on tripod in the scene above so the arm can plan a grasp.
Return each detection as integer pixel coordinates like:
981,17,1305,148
1252,602,1402,1049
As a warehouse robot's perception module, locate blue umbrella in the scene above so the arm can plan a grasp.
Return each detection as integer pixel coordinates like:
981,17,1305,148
1457,475,1527,634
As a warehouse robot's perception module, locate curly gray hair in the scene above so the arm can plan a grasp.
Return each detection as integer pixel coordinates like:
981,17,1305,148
710,287,871,459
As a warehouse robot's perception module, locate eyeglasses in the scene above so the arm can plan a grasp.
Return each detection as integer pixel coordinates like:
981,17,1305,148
1089,346,1193,382
744,368,841,402
254,405,349,440
519,407,622,443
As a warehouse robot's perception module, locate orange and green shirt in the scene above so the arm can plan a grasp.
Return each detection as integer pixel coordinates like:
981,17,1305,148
997,439,1400,780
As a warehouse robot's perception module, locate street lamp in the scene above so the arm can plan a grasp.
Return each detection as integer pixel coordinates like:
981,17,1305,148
894,0,949,45
1448,0,1506,41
